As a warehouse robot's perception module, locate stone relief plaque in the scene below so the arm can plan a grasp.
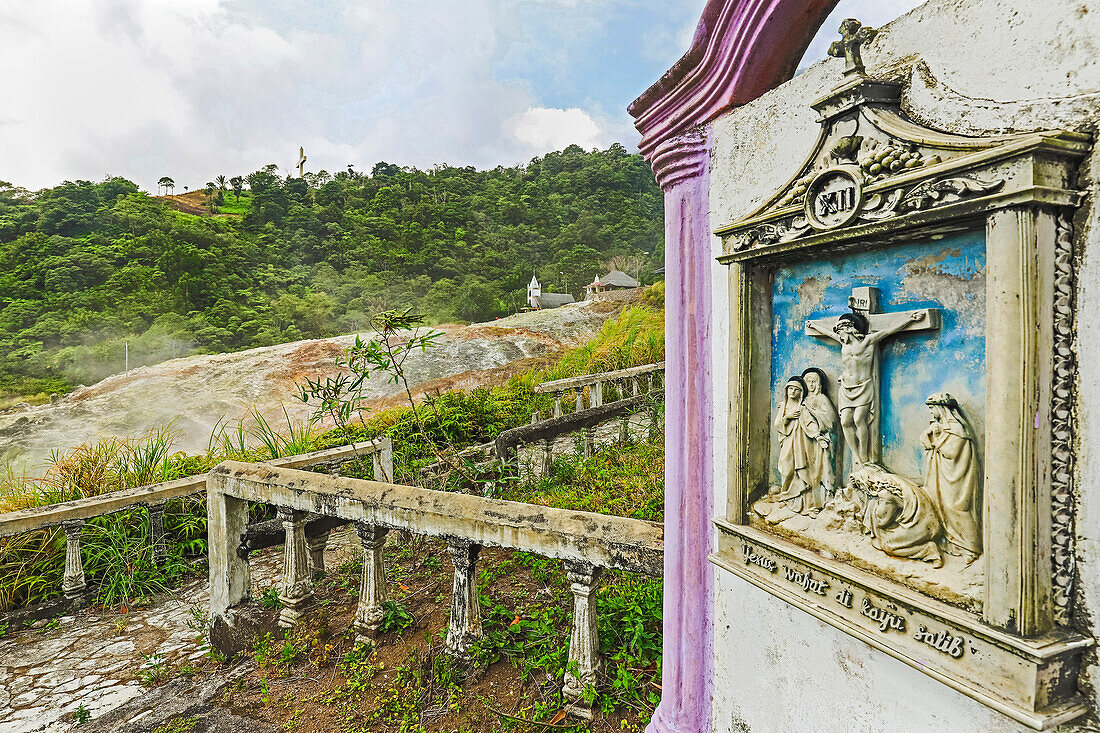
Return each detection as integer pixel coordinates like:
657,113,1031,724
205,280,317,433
710,42,1092,729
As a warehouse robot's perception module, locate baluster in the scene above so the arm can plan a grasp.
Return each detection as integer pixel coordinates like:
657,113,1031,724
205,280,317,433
380,437,395,483
531,411,539,424
584,426,596,459
592,381,603,408
563,562,603,719
619,411,631,444
632,376,640,397
307,528,330,580
542,438,554,478
61,519,87,601
278,509,313,628
353,523,389,641
445,539,482,658
149,501,167,565
553,392,563,418
574,387,584,412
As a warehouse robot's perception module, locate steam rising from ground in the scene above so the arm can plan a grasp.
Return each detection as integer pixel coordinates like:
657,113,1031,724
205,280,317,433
0,303,613,475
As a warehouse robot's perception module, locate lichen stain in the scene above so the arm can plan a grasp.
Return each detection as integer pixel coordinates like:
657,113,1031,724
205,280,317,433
794,275,832,319
897,248,986,338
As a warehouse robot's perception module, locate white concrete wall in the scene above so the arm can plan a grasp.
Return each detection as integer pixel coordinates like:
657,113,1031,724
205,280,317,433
707,1,1100,730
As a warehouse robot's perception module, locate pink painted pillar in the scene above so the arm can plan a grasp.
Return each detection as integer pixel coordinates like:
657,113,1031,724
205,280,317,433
629,3,843,731
648,130,714,733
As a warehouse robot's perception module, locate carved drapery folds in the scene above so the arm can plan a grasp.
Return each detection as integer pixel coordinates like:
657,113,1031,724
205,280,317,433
712,52,1091,724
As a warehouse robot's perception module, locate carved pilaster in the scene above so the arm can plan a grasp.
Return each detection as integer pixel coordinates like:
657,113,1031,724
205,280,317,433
353,523,389,640
307,528,329,580
61,520,86,601
984,207,1056,635
444,538,482,658
1051,213,1076,626
148,501,167,565
563,562,604,719
278,509,313,628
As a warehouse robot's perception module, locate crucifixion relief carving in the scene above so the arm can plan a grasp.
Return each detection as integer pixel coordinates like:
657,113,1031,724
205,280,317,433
806,286,940,471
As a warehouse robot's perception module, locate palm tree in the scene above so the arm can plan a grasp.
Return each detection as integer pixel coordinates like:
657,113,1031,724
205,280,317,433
158,176,175,195
229,176,244,203
215,175,227,191
204,182,216,196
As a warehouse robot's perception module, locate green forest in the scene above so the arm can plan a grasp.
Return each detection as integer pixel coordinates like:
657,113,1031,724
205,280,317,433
0,144,663,395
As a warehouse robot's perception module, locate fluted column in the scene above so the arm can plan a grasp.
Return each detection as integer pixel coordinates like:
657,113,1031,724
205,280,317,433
61,519,86,601
445,538,482,658
353,523,389,640
278,509,313,628
563,562,603,719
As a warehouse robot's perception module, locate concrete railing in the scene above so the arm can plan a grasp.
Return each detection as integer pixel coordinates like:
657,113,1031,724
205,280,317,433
535,361,664,415
206,460,663,718
0,439,392,607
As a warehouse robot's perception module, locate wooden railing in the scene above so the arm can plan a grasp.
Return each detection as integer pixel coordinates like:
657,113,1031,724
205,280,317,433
0,439,392,606
206,460,663,718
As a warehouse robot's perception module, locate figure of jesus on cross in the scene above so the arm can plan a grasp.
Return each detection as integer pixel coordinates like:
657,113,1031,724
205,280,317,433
806,287,940,469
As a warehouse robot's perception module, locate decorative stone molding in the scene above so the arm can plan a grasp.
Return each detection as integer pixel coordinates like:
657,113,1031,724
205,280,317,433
445,538,482,659
353,523,389,640
1051,213,1076,626
563,562,604,720
629,0,838,182
61,519,86,601
712,66,1092,727
278,509,313,628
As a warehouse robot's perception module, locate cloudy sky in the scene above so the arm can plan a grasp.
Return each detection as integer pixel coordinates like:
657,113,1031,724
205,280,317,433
0,0,921,192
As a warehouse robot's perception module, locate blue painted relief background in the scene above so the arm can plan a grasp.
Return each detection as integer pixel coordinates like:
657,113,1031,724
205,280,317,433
770,230,986,481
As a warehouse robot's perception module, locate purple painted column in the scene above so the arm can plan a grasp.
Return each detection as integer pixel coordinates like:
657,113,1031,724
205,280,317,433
647,130,714,733
628,4,841,731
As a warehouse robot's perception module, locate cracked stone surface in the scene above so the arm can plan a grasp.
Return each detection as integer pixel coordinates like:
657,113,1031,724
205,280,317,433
0,527,360,732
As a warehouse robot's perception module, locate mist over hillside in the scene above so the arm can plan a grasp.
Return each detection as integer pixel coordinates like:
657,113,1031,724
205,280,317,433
0,145,662,398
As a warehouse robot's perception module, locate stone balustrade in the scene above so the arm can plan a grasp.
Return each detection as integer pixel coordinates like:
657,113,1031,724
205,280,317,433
0,439,392,610
498,362,665,475
206,460,663,717
535,361,665,418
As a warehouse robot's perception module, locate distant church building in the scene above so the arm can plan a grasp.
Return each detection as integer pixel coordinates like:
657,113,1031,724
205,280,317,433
585,269,641,299
527,276,576,310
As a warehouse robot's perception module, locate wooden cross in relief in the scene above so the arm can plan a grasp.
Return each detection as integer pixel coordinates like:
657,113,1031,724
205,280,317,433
297,147,308,178
805,286,940,468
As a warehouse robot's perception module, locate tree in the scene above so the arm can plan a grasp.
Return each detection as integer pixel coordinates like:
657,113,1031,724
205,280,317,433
158,177,175,196
215,175,227,192
229,176,244,202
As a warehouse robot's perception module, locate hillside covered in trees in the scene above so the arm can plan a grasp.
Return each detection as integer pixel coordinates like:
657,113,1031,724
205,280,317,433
0,144,663,393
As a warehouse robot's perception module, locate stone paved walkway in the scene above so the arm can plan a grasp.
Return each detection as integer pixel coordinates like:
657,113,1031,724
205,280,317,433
0,527,361,732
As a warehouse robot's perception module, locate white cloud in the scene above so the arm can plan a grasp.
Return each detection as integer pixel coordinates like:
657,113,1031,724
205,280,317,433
507,107,605,153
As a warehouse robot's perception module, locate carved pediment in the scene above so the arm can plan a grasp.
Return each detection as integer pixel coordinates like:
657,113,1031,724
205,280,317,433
716,76,1089,257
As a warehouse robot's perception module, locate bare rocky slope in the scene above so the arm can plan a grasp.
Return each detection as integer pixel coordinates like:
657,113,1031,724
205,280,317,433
0,298,626,473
